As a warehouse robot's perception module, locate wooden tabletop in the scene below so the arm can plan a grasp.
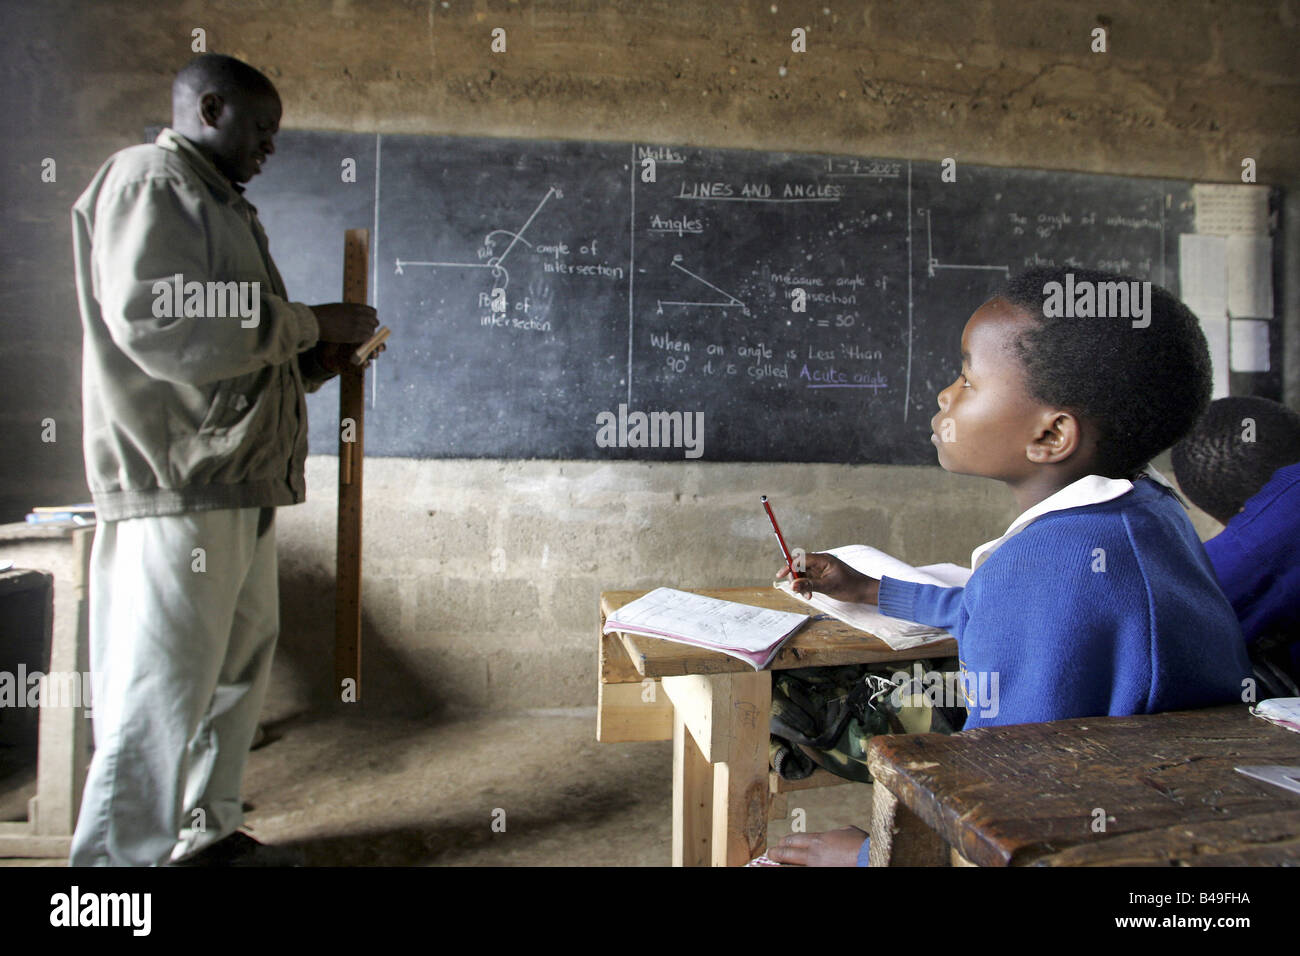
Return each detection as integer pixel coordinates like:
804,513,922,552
866,704,1300,866
0,521,90,542
599,586,957,682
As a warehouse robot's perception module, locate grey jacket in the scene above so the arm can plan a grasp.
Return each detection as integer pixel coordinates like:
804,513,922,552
74,129,332,520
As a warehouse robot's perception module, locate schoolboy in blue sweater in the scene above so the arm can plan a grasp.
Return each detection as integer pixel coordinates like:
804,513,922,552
770,267,1252,867
1172,396,1300,686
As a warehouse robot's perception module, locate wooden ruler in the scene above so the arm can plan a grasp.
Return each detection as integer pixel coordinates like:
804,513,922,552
336,228,368,699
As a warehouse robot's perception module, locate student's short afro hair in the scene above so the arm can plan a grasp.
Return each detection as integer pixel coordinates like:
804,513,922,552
999,266,1212,479
1171,396,1300,523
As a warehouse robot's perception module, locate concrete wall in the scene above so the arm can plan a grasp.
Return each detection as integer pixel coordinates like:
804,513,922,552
2,0,1296,714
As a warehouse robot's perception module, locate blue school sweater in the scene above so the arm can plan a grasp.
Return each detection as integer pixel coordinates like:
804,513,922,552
876,478,1252,731
1203,462,1300,677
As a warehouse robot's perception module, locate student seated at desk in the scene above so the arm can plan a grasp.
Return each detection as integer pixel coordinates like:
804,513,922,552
769,267,1252,866
1171,396,1300,689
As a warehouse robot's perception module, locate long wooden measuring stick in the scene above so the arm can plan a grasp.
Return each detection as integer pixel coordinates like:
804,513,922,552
336,228,369,699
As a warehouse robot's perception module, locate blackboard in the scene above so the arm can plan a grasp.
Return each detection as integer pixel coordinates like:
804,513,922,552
242,131,1207,463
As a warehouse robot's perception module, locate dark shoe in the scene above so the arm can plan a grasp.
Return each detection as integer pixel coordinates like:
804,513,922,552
171,830,304,867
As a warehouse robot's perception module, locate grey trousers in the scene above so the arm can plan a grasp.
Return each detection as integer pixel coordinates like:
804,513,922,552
69,507,278,866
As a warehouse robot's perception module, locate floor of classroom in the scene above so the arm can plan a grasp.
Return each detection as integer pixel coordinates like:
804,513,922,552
0,709,873,866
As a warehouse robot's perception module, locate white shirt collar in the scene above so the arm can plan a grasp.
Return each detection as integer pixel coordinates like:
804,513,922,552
970,465,1176,571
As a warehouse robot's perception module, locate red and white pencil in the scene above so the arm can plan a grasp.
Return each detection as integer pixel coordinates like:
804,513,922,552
761,495,802,579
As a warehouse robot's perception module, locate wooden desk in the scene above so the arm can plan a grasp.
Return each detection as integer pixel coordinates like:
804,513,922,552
0,523,93,858
865,704,1300,866
597,586,957,867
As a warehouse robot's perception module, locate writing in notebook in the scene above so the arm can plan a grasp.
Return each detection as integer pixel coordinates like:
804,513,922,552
1251,697,1300,734
603,587,809,670
776,545,971,650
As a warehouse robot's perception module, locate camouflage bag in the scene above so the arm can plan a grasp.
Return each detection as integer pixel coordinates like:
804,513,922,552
769,659,963,783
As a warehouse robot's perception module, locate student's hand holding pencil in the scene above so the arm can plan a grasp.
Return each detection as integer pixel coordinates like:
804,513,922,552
778,552,880,606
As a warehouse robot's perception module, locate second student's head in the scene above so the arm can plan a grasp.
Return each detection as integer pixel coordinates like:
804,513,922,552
1172,396,1300,524
931,266,1212,487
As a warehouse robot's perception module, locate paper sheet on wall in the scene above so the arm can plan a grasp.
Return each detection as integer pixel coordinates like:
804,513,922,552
1226,235,1273,318
1193,183,1270,236
1230,318,1270,372
1201,315,1230,398
1180,234,1227,310
1179,234,1229,398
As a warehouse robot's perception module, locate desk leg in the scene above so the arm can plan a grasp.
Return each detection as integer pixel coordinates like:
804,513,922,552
672,707,712,866
710,670,771,867
36,527,92,843
867,781,950,867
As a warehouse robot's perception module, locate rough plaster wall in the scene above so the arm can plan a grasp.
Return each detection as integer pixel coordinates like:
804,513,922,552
1,0,1295,711
272,456,1017,713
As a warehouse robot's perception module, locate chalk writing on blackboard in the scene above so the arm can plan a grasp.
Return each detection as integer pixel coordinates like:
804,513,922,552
244,130,1199,462
394,185,562,295
656,255,749,316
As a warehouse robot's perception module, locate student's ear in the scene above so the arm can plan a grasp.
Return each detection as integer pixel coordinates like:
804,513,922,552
198,92,225,129
1025,411,1081,464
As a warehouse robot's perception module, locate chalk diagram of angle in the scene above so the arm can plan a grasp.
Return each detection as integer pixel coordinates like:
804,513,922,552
394,185,562,294
655,254,750,317
922,208,1009,278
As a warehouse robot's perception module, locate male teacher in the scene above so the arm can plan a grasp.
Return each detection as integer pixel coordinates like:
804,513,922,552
70,53,379,865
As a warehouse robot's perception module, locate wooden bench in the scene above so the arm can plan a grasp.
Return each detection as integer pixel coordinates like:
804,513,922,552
866,704,1300,866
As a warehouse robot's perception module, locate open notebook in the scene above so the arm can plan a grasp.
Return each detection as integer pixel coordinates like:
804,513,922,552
775,545,972,650
603,587,809,670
